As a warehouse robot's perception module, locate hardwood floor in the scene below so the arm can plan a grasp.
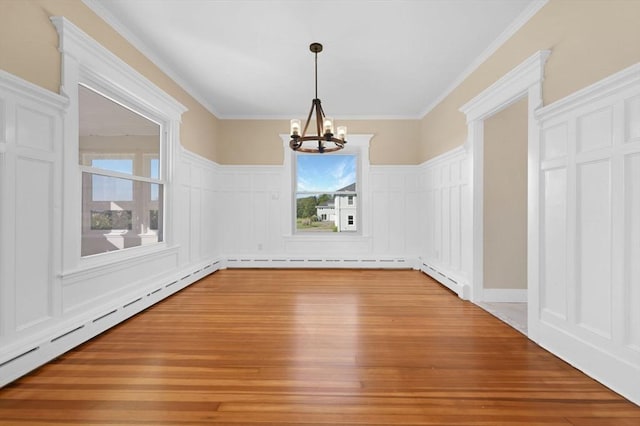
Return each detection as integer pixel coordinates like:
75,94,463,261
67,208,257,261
1,269,639,425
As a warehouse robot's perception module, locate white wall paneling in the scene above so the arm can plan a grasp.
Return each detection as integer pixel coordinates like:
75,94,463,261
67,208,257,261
0,70,66,344
0,69,223,387
0,21,224,387
535,62,640,405
179,149,220,265
417,147,470,298
215,134,419,267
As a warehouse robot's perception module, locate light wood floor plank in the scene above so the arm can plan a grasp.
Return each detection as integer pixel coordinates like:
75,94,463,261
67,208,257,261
0,269,638,425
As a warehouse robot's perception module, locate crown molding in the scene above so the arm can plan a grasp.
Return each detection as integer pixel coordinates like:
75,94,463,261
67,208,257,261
83,0,548,122
419,0,549,119
81,0,222,118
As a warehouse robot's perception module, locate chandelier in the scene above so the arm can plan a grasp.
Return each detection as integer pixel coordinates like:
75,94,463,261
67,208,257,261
289,43,347,153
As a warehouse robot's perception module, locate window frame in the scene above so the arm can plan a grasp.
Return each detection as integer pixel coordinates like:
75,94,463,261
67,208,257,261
52,16,186,274
294,152,359,234
281,134,372,240
78,85,167,257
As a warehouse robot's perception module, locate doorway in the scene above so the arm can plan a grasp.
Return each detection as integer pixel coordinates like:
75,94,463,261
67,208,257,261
479,97,529,334
459,50,551,337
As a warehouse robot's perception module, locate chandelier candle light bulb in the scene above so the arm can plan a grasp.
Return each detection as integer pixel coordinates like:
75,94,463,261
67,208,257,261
289,42,347,153
290,119,301,137
337,126,347,141
323,118,334,135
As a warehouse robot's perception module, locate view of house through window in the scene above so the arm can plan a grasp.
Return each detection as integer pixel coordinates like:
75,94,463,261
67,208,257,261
79,85,163,256
295,154,357,233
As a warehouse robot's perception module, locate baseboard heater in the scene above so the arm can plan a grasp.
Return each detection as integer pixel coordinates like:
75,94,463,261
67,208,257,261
224,257,414,269
419,261,469,299
0,258,223,388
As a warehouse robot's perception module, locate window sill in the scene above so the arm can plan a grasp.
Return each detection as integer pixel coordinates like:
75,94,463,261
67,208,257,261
60,243,179,283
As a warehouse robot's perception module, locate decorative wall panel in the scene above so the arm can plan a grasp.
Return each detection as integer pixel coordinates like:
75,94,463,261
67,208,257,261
535,63,640,405
625,95,640,141
542,123,568,160
417,147,469,296
576,160,612,337
577,107,613,153
14,157,53,329
625,153,640,350
541,167,567,319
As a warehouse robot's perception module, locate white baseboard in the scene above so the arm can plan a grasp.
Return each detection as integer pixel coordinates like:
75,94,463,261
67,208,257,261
224,256,417,269
0,258,223,388
539,321,640,406
482,288,528,302
419,261,470,300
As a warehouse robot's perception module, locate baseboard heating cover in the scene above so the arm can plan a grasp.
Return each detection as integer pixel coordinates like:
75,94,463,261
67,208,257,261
224,256,417,269
0,258,223,388
419,261,469,299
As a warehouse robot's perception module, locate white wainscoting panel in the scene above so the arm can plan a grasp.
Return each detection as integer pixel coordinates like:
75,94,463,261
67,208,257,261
0,70,223,388
541,167,567,320
217,163,419,264
15,157,54,330
0,71,65,345
217,166,284,256
576,159,612,338
417,147,470,298
370,166,420,256
627,153,640,351
535,63,640,405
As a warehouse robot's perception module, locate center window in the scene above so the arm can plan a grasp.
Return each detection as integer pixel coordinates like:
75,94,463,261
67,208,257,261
295,154,358,233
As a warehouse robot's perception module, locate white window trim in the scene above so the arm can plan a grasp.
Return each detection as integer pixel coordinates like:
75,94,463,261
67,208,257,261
51,16,186,274
280,134,373,240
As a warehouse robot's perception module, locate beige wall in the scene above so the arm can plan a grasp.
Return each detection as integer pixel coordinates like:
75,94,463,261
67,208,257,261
483,98,528,290
217,119,421,165
420,0,640,162
0,0,220,162
4,1,638,165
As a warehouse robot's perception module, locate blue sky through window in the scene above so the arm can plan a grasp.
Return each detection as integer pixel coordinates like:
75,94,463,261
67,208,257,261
91,159,133,175
296,154,356,193
91,159,134,201
150,158,159,200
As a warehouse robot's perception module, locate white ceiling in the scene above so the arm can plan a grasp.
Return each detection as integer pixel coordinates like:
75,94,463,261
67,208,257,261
85,0,542,119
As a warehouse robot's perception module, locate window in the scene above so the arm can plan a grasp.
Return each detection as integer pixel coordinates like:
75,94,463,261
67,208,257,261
348,215,354,226
295,154,357,233
79,85,164,257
